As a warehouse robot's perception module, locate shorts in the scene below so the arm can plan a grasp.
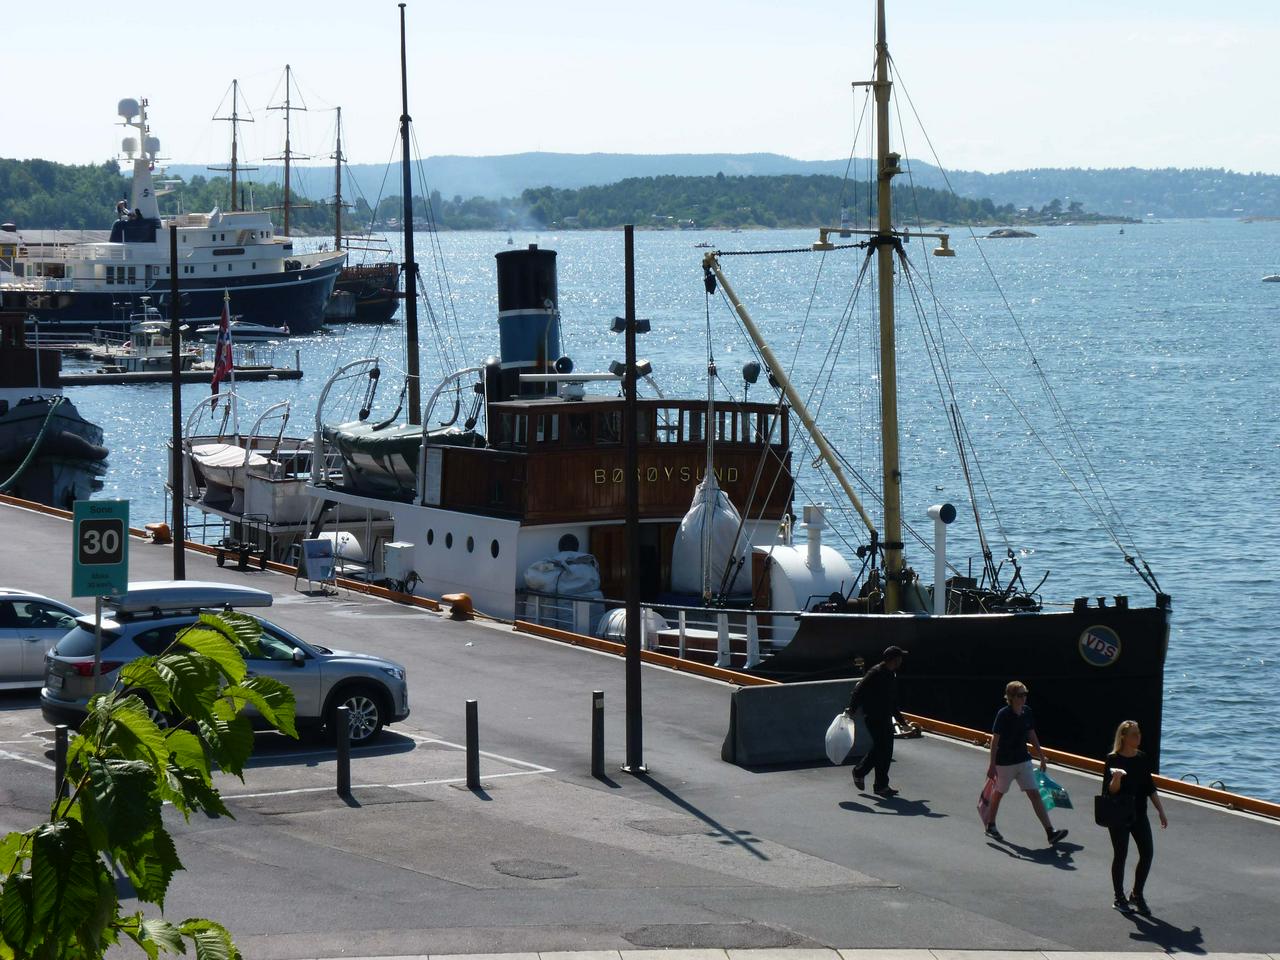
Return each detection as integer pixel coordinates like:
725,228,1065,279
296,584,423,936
995,760,1036,793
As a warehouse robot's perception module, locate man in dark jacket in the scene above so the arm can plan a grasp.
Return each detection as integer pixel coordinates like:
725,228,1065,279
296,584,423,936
846,645,917,796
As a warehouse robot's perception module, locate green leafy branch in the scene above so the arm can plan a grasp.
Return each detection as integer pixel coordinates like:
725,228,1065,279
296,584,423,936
0,611,297,959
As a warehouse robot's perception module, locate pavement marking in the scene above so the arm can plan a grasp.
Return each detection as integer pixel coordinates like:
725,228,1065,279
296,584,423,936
0,748,54,772
408,734,555,773
222,768,551,800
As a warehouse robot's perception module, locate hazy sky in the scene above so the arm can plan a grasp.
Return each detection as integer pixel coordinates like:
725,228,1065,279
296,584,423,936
4,0,1277,175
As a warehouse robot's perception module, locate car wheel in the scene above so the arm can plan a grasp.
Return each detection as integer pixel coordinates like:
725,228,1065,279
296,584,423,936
330,687,384,745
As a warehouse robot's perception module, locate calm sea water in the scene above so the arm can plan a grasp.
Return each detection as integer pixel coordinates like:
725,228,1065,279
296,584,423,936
68,220,1280,801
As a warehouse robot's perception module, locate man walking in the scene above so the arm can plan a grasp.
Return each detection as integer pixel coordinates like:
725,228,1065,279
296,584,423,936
846,646,918,797
983,680,1068,846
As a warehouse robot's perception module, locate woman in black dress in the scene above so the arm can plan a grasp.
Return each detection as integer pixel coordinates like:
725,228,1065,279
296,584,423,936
1104,720,1169,914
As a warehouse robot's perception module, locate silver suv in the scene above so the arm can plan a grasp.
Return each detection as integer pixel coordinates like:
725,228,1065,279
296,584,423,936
41,581,409,744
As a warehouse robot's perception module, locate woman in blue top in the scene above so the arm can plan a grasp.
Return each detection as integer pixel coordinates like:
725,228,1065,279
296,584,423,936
982,680,1068,846
1104,720,1168,915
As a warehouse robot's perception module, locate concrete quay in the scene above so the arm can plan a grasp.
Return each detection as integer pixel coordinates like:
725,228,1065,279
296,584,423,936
0,499,1276,958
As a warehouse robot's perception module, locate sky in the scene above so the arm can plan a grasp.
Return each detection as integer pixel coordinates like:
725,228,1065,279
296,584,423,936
4,0,1277,175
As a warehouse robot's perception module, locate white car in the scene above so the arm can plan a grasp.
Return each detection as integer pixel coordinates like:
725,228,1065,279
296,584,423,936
0,590,82,689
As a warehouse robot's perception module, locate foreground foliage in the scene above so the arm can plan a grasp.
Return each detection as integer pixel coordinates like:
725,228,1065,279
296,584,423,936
0,611,297,959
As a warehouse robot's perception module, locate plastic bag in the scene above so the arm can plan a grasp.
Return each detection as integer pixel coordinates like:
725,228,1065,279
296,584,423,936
1035,769,1072,810
825,712,855,764
826,708,871,764
978,775,997,825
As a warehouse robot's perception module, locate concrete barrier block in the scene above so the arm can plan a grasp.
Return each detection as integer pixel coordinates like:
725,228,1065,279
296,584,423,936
722,678,859,767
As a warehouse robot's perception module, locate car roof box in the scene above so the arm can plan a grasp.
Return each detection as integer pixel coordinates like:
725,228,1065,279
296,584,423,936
105,580,274,615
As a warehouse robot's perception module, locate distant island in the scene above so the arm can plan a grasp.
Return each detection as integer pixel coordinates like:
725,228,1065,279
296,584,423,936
0,153,1269,234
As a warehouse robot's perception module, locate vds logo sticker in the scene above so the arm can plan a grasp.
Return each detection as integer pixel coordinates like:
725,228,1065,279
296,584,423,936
1079,625,1121,667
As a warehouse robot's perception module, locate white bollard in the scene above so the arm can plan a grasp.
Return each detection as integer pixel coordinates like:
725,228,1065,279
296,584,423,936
716,612,731,668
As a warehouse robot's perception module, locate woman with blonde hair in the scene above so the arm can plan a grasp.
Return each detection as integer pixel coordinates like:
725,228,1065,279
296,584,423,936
1104,719,1168,914
982,680,1067,845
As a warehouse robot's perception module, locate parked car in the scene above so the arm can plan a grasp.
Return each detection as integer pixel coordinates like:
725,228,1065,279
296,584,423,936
41,581,409,743
0,590,82,689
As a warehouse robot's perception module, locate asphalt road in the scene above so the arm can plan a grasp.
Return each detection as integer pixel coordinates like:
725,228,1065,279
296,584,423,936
1,501,1277,957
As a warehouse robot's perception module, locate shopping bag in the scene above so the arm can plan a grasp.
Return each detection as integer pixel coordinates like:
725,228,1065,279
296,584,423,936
825,712,855,764
1035,769,1072,810
1094,792,1135,829
977,775,997,825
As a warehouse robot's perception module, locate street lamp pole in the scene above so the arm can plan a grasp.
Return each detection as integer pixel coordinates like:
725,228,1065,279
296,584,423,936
622,223,644,774
168,225,186,580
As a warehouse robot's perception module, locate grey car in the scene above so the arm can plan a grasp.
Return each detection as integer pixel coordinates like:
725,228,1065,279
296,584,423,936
0,590,82,689
40,581,409,743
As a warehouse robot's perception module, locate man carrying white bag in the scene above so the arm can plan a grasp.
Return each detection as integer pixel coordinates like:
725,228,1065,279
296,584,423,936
825,707,872,764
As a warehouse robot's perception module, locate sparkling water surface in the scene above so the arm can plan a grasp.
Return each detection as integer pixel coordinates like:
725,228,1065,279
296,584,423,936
66,219,1280,801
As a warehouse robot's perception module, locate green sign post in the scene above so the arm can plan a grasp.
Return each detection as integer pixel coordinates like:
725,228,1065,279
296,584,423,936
72,500,129,598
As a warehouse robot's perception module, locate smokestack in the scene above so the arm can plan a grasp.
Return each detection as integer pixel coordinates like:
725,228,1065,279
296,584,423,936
494,245,561,401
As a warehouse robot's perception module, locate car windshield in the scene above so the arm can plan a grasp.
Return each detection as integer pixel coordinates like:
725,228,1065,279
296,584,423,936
53,625,121,657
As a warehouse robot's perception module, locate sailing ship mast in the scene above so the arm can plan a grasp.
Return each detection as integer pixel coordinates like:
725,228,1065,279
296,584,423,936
267,65,308,237
210,80,256,212
871,0,906,612
399,3,421,425
333,106,344,252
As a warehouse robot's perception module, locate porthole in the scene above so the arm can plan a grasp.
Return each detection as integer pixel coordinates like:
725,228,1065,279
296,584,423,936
490,539,500,559
426,529,434,545
466,536,475,553
558,533,580,553
445,532,453,549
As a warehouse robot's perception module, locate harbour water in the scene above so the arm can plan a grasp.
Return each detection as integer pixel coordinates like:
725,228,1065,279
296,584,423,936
62,218,1279,800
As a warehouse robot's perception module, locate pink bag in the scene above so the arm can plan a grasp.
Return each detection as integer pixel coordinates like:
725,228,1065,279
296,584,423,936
977,775,997,825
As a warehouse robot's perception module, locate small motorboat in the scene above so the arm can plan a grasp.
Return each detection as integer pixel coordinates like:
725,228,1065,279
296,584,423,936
193,319,290,341
1262,274,1280,282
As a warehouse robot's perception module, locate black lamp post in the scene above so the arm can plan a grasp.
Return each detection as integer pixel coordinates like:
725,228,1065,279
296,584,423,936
168,225,185,579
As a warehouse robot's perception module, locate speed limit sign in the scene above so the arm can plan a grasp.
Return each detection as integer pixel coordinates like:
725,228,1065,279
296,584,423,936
72,500,129,597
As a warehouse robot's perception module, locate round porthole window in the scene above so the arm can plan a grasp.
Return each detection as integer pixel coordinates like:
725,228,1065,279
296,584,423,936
445,532,453,549
558,533,580,553
490,539,500,559
426,529,434,545
466,536,475,553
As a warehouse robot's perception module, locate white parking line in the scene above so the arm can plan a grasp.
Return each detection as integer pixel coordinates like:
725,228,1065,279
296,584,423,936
0,748,54,772
406,734,554,773
223,767,551,800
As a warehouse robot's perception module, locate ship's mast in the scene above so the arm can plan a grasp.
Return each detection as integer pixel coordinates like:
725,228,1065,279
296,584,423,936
399,4,421,425
267,65,308,236
333,106,343,251
873,0,906,612
211,80,256,212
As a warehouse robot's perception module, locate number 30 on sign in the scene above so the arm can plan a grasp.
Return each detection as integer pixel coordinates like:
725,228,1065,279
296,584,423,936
72,500,129,597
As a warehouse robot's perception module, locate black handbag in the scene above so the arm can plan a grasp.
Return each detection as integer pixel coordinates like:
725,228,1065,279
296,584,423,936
1094,791,1135,829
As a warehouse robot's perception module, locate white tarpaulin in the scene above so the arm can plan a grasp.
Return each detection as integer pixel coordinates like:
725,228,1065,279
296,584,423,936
670,473,748,597
523,551,602,596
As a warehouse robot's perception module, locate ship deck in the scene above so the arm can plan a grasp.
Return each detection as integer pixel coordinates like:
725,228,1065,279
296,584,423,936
0,498,1276,957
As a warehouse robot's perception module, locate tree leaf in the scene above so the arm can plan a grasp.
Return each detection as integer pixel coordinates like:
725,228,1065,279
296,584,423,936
180,917,239,960
79,758,162,852
174,627,246,685
163,729,211,784
0,871,33,955
119,658,175,712
118,824,182,907
196,610,263,660
0,833,28,874
104,695,170,771
155,653,222,726
196,715,255,779
160,763,233,821
220,676,297,737
29,819,101,937
134,916,185,958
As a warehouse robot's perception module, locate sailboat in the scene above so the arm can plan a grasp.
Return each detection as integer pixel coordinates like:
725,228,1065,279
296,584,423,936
304,1,1169,764
325,106,401,325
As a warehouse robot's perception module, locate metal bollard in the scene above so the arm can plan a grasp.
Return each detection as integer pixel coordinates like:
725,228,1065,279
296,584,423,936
335,705,351,796
465,699,480,789
591,690,604,779
54,725,68,802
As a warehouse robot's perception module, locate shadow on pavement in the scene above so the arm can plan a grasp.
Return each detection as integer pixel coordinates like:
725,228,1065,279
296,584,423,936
243,730,417,768
838,796,946,818
983,837,1080,870
1126,913,1205,953
637,772,769,860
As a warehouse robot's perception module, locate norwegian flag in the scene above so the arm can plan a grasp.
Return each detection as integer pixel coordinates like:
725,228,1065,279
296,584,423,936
211,293,233,406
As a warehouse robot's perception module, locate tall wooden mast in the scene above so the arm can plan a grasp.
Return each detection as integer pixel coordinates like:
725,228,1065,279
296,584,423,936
267,65,307,236
873,0,905,612
211,80,255,212
332,106,343,251
399,3,421,425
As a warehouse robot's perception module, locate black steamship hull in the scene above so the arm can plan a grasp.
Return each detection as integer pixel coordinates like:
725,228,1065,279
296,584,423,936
756,603,1170,766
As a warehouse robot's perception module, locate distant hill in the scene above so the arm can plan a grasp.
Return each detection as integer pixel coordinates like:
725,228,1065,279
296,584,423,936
163,153,1280,218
